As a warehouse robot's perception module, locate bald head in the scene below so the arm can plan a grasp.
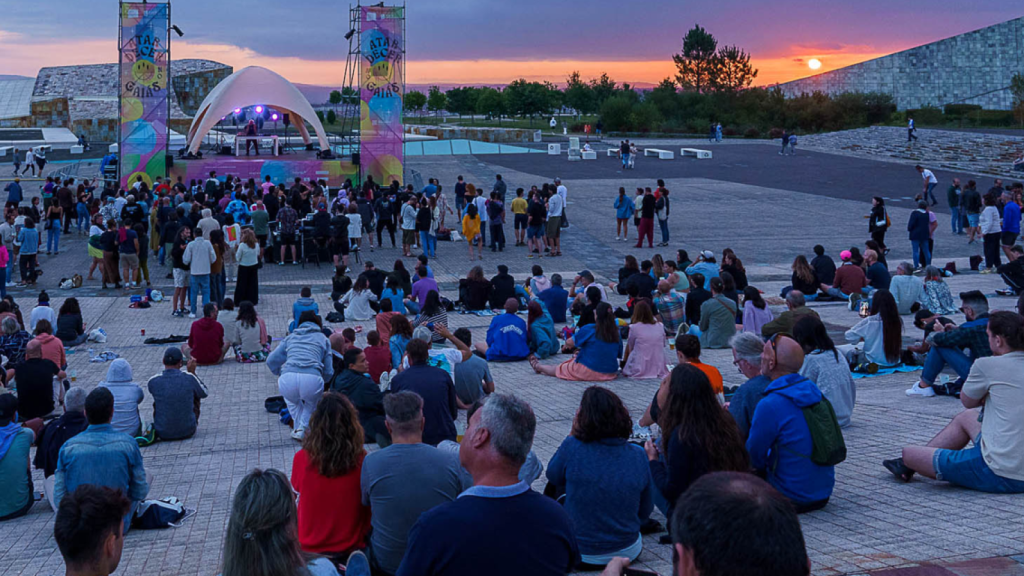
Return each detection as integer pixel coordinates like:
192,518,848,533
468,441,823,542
658,280,672,294
504,298,519,315
761,334,804,379
25,339,42,360
329,332,349,355
785,290,805,309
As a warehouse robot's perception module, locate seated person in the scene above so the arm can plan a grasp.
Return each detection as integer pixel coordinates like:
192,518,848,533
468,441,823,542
407,266,439,314
0,317,32,380
391,339,458,446
362,330,392,384
547,387,652,566
13,339,65,420
96,358,144,437
574,286,603,329
727,332,772,440
785,255,820,299
794,316,856,427
375,299,401,343
475,298,529,362
289,286,319,332
884,311,1024,493
182,303,229,365
747,334,835,512
218,298,239,345
686,277,737,349
761,290,820,339
530,302,621,382
621,260,657,298
535,274,569,323
907,290,991,398
907,308,956,359
639,334,724,427
147,348,209,441
53,485,133,575
820,250,867,300
32,319,66,371
653,280,685,336
888,262,924,314
54,387,150,533
526,301,559,359
459,266,491,311
233,301,271,363
919,266,958,315
1014,153,1024,171
684,273,710,327
569,270,608,311
34,387,88,511
489,265,517,310
622,301,668,379
389,314,414,372
336,275,379,321
55,297,87,347
398,325,473,383
0,393,35,521
329,347,390,446
863,249,891,292
997,245,1024,296
837,289,903,369
452,328,495,407
380,275,407,315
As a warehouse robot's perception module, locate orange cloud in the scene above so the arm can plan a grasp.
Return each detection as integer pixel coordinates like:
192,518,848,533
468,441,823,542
753,51,892,85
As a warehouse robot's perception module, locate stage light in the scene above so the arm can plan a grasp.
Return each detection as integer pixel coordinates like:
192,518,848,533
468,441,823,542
170,25,184,37
255,105,264,114
234,108,241,114
344,29,356,40
271,113,279,121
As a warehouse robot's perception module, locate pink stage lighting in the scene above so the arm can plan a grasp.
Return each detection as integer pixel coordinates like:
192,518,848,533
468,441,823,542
255,105,264,114
233,108,241,114
271,113,279,121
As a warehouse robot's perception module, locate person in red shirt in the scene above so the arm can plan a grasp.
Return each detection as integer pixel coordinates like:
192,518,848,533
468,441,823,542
375,299,401,343
362,330,392,384
182,303,228,365
821,250,868,300
153,176,171,197
291,392,371,557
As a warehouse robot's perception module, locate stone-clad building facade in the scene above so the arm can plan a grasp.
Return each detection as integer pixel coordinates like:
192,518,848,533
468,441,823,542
777,17,1024,110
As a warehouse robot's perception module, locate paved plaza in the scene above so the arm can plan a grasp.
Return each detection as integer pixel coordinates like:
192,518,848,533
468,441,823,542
1,148,1023,576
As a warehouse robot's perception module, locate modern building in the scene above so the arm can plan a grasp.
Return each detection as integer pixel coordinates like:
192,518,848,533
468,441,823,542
777,17,1024,110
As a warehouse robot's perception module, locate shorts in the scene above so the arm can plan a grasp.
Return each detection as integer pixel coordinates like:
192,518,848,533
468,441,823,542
967,214,980,227
280,232,296,246
363,220,374,234
933,434,1024,494
1001,232,1018,246
256,234,268,248
545,217,561,238
173,268,190,288
120,253,140,268
402,229,416,245
514,213,528,230
527,225,544,240
333,238,350,256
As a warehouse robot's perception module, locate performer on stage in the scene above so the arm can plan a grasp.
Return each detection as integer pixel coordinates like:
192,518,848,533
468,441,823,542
242,120,259,156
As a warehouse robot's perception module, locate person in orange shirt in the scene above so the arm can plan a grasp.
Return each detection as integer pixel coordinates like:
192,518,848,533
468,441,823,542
639,333,724,427
462,202,482,261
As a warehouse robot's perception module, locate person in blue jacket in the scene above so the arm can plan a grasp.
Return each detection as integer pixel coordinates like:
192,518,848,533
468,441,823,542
477,298,530,362
613,187,635,242
746,333,835,512
536,273,569,324
527,300,559,359
289,286,319,332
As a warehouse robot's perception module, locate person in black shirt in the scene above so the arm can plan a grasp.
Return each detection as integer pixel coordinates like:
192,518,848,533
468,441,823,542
636,188,656,248
99,219,121,290
389,339,457,446
615,255,641,295
454,175,467,214
489,264,517,310
526,192,547,256
460,266,492,311
15,339,64,420
374,193,397,248
685,273,711,326
622,260,657,298
361,261,387,298
810,245,836,286
329,206,350,270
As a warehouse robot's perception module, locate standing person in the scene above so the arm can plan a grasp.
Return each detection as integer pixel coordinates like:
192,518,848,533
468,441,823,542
655,182,670,247
373,191,396,248
613,187,635,242
620,140,630,169
3,178,22,212
526,189,547,257
267,311,334,441
9,148,20,176
117,220,140,289
400,195,417,257
492,174,507,205
462,203,482,261
16,218,38,286
908,200,932,270
21,149,34,176
276,201,299,265
183,228,216,318
415,197,434,258
545,189,563,257
487,191,505,253
779,130,790,155
634,188,655,248
208,229,226,306
948,178,964,235
44,200,62,255
510,188,528,247
962,180,983,243
170,227,191,316
867,196,889,251
980,193,1003,273
1001,189,1021,262
454,175,467,214
908,116,918,142
554,178,569,227
917,165,938,206
471,188,489,247
234,228,260,306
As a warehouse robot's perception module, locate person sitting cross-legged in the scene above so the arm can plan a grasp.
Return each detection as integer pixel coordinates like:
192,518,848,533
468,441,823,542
888,262,924,315
726,332,772,441
54,387,150,534
53,485,133,576
96,358,143,437
622,300,668,379
761,290,820,339
686,277,737,349
396,393,579,576
146,348,209,441
907,290,992,398
920,265,958,315
33,387,88,511
0,393,34,521
475,298,529,362
794,316,856,428
182,303,230,365
13,338,65,421
527,300,559,359
329,347,390,447
653,280,685,336
289,286,319,333
392,338,459,446
535,273,569,324
820,249,867,301
451,328,495,408
360,391,471,576
883,311,1024,493
531,302,622,381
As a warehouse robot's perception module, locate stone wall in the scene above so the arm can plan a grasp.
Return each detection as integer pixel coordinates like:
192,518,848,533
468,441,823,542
405,125,542,143
777,17,1024,110
173,67,234,116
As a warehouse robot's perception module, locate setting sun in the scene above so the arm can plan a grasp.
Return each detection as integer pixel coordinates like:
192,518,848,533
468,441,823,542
808,58,822,70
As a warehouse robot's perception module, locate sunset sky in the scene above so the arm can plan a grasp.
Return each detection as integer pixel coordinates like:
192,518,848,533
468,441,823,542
0,1,1019,87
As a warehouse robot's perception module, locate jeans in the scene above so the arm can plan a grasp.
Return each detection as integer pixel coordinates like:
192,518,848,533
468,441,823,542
489,224,505,250
190,274,212,315
455,196,465,214
209,272,224,306
404,300,421,315
5,260,10,284
933,436,1024,493
983,233,1002,269
911,239,931,268
157,245,165,266
478,223,487,246
19,254,35,283
46,220,60,253
950,206,962,234
419,231,436,258
76,204,89,232
622,152,630,168
921,345,973,385
278,372,324,433
0,266,6,297
658,218,669,243
925,182,938,205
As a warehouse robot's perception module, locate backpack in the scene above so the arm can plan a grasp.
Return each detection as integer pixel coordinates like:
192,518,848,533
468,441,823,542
801,397,847,466
132,497,193,529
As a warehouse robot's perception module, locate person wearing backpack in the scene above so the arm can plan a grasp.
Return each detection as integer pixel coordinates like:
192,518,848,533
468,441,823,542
746,333,838,513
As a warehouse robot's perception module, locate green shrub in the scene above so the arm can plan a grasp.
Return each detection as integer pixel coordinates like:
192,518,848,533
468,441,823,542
744,127,760,138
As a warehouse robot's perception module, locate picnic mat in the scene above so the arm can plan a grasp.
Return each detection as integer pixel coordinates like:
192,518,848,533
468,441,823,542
851,364,922,379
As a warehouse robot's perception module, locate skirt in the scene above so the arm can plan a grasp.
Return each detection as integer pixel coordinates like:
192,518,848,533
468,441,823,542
234,264,259,306
555,359,617,382
87,244,103,259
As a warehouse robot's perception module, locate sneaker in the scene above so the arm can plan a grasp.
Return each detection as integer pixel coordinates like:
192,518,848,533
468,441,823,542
290,428,304,441
378,371,391,393
882,458,915,482
996,288,1016,296
293,261,299,265
171,309,181,317
905,383,936,397
278,261,284,266
188,312,196,319
980,267,995,274
345,550,371,576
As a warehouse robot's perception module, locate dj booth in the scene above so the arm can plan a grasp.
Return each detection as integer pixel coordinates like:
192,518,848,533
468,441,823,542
235,135,280,157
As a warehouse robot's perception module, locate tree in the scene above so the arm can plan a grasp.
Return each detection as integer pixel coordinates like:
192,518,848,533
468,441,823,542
590,73,617,108
476,87,505,124
647,78,680,120
329,90,342,113
564,71,595,116
341,87,358,103
599,95,634,132
326,109,337,125
712,45,757,92
427,86,447,120
1012,73,1024,128
503,79,555,125
316,110,325,123
445,86,480,119
674,25,718,93
404,90,427,117
630,102,663,132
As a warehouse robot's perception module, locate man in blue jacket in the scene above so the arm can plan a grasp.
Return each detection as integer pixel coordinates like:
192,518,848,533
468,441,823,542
907,200,932,269
480,298,530,362
746,334,835,512
536,274,569,324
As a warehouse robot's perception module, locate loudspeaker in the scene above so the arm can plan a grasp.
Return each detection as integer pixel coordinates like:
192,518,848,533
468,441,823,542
282,114,291,127
351,152,360,166
166,154,174,167
220,145,232,155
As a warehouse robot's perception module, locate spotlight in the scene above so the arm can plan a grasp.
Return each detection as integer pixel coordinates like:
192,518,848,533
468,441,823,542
234,108,241,114
344,29,356,40
271,113,279,121
170,25,184,37
255,105,264,114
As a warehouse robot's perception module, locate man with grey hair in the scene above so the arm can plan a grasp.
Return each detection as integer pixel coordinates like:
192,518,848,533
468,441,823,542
727,332,772,440
34,387,89,510
761,290,820,339
889,262,924,315
361,391,471,575
397,393,579,576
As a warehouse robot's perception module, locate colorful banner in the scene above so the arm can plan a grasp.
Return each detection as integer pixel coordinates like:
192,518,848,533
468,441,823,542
119,2,169,189
359,5,404,186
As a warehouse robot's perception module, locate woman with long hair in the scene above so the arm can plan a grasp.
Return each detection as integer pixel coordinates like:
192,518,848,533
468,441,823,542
546,386,652,566
209,229,227,307
234,300,270,363
613,186,635,241
721,248,748,290
531,302,621,381
460,265,491,311
646,363,749,519
389,314,413,370
221,213,241,283
55,297,87,347
787,255,819,298
840,289,903,367
290,393,371,558
867,196,889,250
650,254,665,280
614,255,641,295
527,300,558,359
221,468,344,576
980,192,1002,271
741,286,773,334
412,290,448,343
86,213,105,281
392,259,412,296
865,239,888,269
462,202,482,260
920,265,958,315
793,315,856,427
44,198,62,255
336,274,378,321
234,228,260,305
622,300,668,379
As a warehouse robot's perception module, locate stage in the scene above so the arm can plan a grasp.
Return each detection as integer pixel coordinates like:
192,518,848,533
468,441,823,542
169,148,358,186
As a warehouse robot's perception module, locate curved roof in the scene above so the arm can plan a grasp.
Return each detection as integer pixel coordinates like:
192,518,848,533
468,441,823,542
186,66,329,155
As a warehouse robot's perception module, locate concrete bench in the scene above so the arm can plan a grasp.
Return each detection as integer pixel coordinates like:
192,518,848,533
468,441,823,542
681,148,712,159
108,143,119,153
0,147,10,158
644,148,674,160
581,151,597,160
547,143,561,155
70,145,84,155
606,148,619,157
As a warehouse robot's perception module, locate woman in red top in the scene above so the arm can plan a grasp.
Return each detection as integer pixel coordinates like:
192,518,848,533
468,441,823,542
291,392,370,557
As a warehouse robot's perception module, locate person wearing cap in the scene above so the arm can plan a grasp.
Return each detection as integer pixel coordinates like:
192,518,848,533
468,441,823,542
0,393,34,521
907,290,992,398
34,387,88,510
570,270,608,309
3,178,22,211
819,250,867,300
146,349,208,441
685,251,719,290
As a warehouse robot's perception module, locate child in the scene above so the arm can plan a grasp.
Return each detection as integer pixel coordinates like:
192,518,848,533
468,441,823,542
363,330,392,384
463,203,482,261
289,286,318,332
613,187,635,241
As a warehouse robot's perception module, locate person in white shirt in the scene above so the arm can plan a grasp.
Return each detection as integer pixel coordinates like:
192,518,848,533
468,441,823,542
29,293,58,332
555,177,568,227
472,191,488,247
400,197,417,257
182,228,217,319
336,275,378,320
21,150,35,176
546,189,564,256
916,165,938,206
908,117,917,142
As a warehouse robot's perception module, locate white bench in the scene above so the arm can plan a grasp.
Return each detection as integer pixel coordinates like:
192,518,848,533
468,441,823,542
108,143,118,153
581,151,597,160
644,148,674,160
70,145,84,155
606,148,619,158
0,147,10,158
547,143,561,155
681,148,712,159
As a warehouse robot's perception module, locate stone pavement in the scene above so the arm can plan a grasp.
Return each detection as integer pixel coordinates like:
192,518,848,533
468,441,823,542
1,152,1023,575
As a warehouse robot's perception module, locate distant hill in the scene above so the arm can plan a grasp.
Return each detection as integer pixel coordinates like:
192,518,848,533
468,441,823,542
0,75,32,81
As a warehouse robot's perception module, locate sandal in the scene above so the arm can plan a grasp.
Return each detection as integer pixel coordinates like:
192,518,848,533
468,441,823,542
528,354,541,373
